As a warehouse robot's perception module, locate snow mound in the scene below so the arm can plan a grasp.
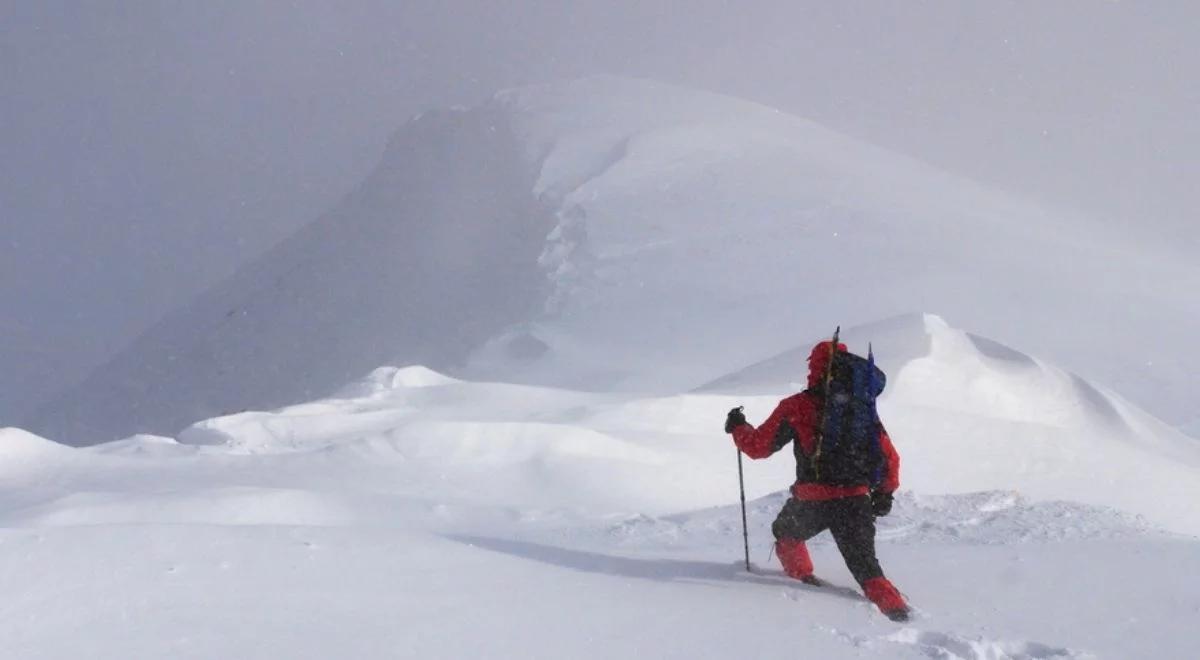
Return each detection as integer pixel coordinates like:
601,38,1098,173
0,427,78,482
178,407,413,454
335,365,461,399
888,315,1121,432
704,313,1172,441
85,434,196,457
698,312,934,394
0,427,73,459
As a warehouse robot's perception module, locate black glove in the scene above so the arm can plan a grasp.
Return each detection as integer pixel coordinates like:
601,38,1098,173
871,490,894,517
724,406,747,434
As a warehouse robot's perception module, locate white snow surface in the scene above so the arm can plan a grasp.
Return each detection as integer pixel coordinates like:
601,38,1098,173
7,77,1200,658
5,316,1200,658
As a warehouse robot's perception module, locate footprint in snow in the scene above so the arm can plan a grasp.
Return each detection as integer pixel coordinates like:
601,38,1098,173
883,628,1089,660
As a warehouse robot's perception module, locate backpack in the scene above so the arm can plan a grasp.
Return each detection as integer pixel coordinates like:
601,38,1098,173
798,347,887,487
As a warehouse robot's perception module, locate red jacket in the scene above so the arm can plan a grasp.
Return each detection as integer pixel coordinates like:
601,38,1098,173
731,341,900,501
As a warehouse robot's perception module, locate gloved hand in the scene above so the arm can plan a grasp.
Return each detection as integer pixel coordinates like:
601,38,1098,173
871,490,894,517
724,406,747,434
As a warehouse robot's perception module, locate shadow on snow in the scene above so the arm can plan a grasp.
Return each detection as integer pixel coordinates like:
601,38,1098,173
448,534,864,603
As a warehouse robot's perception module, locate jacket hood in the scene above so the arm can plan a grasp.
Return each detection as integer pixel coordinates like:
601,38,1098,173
807,340,848,389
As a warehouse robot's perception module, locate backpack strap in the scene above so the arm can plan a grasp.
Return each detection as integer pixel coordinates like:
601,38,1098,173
810,328,841,481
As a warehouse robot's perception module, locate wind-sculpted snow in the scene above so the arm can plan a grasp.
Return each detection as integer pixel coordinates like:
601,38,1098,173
95,315,1200,538
697,313,935,395
12,318,1200,532
0,427,74,463
0,427,82,488
700,312,1131,437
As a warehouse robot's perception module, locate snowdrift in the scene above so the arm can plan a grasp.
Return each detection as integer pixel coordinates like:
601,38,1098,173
698,314,1200,533
22,314,1196,534
28,76,1200,444
702,313,1183,444
0,427,79,483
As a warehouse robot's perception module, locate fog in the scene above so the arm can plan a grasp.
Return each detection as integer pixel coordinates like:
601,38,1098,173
3,1,1197,422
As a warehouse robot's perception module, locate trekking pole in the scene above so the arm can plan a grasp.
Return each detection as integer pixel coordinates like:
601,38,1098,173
737,447,751,572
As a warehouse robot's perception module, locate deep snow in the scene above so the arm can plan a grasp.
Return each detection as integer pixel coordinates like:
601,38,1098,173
4,316,1200,658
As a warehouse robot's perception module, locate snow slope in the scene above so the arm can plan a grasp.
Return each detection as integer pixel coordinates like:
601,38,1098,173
4,313,1200,658
466,77,1200,427
27,76,1200,444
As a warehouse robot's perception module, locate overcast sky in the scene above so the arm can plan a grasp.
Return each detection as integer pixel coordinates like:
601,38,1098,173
3,1,1197,422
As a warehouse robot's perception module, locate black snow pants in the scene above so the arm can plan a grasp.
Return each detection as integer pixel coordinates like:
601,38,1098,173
772,495,884,585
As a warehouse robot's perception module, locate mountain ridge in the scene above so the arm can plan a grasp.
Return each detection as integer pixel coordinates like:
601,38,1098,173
28,76,1200,444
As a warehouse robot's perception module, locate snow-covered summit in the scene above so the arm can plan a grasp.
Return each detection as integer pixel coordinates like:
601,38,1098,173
28,76,1200,444
468,77,1200,428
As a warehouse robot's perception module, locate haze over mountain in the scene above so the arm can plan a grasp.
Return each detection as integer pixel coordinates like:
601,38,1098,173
28,77,1200,444
5,1,1199,423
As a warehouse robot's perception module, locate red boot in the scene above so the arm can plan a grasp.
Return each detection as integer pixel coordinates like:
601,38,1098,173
863,577,909,621
775,539,814,580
